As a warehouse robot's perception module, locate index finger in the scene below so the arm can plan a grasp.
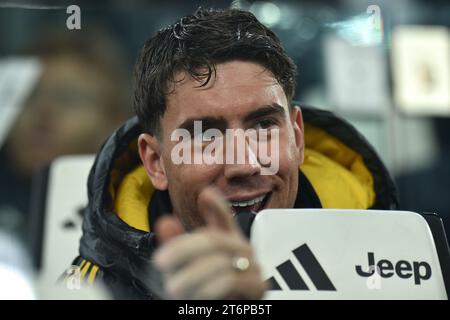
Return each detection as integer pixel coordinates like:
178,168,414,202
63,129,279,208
197,187,238,233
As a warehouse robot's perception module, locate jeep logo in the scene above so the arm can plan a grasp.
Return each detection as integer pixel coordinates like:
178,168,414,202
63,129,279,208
355,252,432,285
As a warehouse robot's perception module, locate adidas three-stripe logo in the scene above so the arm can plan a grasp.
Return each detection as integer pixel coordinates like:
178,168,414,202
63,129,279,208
266,244,336,291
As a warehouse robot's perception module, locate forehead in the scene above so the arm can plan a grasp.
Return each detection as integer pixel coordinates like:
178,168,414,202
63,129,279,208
164,61,288,125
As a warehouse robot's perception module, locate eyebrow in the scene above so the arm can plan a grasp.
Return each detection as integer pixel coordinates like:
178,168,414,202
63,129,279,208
242,103,286,123
178,117,227,134
177,103,286,133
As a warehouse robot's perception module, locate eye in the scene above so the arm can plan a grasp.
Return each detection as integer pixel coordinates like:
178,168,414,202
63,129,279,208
255,118,278,130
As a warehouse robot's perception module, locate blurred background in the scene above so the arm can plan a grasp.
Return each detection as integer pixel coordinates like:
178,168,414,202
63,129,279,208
0,0,449,298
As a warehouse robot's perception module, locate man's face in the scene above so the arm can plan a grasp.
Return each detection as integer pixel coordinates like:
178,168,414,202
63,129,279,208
140,60,304,230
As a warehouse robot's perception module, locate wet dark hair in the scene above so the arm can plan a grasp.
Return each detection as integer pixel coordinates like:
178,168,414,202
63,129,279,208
133,7,297,136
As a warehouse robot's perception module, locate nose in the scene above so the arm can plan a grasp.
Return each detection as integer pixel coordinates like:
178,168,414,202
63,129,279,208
223,136,261,180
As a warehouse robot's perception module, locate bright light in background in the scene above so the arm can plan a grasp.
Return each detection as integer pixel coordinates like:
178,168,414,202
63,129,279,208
277,4,297,30
392,26,450,115
0,232,36,299
297,17,319,40
326,5,384,46
250,1,281,27
0,263,35,299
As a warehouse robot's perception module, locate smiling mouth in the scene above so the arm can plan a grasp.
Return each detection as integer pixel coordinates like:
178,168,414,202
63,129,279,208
228,192,272,216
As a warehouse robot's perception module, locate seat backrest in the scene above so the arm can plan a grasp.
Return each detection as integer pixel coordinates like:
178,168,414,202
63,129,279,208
30,155,95,286
250,209,450,299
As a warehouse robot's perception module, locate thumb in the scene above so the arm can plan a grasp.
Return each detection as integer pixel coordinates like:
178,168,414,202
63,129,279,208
154,215,185,245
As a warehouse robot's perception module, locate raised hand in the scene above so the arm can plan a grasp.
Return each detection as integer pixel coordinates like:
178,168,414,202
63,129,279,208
153,187,266,299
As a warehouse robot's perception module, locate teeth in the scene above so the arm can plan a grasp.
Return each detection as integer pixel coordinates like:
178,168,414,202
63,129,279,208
230,194,266,207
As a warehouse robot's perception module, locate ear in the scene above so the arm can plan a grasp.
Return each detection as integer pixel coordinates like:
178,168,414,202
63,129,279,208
291,105,305,164
138,133,168,190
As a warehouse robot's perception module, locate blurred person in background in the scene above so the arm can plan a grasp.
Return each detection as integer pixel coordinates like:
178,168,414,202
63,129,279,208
397,117,450,242
0,29,130,242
